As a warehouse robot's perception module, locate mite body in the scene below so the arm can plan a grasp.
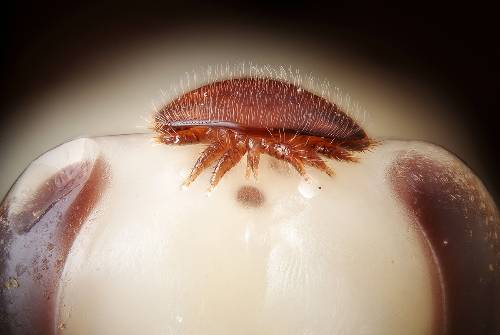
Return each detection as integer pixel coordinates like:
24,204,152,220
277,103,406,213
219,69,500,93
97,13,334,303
153,77,374,190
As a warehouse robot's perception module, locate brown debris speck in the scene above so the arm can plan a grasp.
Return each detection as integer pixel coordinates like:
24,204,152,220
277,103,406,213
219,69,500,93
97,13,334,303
236,186,265,208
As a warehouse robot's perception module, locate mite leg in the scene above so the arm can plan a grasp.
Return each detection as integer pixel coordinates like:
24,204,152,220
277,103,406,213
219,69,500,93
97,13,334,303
295,148,334,177
183,143,227,187
209,145,247,191
264,143,310,180
286,157,309,180
316,143,359,162
246,139,261,179
155,128,206,145
338,138,377,151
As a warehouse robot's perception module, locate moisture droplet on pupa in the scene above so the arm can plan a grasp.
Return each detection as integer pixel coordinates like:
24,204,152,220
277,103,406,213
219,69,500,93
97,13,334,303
298,179,320,199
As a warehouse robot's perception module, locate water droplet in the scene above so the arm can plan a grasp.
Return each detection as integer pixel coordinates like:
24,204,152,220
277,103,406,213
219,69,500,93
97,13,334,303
298,179,319,199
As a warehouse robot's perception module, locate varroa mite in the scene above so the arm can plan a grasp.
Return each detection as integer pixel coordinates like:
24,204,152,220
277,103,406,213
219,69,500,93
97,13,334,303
152,77,375,191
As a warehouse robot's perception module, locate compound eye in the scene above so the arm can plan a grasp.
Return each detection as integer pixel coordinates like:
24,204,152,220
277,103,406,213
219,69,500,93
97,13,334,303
153,77,375,191
0,138,108,335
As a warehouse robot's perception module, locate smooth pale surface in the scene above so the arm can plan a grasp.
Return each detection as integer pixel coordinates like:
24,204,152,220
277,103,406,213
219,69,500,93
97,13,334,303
45,135,436,335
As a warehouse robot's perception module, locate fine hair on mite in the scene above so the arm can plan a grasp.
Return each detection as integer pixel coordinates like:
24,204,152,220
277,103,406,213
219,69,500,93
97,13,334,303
148,63,368,125
149,63,376,191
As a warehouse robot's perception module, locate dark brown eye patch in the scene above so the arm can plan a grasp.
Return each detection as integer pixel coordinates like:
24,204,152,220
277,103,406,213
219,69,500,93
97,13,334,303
153,77,375,190
0,157,108,334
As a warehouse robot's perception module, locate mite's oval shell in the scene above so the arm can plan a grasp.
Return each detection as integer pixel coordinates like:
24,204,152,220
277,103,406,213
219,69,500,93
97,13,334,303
155,78,366,141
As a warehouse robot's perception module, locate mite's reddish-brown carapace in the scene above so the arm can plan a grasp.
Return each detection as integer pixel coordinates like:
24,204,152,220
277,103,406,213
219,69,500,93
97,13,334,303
153,77,375,190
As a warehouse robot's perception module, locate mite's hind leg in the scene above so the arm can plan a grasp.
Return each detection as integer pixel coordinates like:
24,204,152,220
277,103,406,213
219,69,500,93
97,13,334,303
316,143,359,163
295,148,334,177
338,138,377,151
209,143,247,191
315,138,377,162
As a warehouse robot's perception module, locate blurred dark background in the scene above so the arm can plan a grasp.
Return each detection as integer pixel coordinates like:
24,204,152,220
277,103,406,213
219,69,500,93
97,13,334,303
2,2,499,199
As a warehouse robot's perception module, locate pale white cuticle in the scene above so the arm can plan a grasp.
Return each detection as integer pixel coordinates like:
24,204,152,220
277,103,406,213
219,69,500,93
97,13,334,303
53,134,437,335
